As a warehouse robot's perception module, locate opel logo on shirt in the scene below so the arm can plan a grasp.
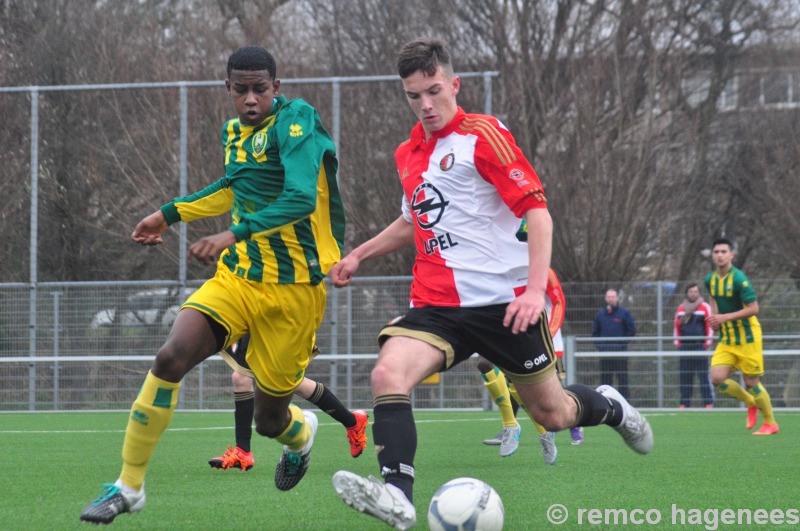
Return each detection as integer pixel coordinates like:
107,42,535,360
411,182,449,230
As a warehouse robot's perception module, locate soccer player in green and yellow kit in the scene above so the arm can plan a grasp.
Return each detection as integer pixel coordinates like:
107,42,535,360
706,238,778,435
80,46,345,524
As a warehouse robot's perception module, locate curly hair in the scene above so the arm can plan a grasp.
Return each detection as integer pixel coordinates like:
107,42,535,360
227,46,277,80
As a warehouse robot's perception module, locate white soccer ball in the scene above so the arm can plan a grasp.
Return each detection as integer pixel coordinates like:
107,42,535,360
427,477,504,531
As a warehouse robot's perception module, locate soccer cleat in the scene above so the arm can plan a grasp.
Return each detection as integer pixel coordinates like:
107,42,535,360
332,471,416,530
79,479,145,524
482,432,503,446
752,422,779,435
499,422,521,457
346,410,369,458
746,405,759,430
570,426,584,445
208,445,254,471
274,410,318,491
597,385,654,455
539,431,558,465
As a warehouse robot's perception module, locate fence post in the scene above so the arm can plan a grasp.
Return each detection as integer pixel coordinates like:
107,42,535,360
656,281,665,407
565,335,576,386
52,291,61,410
28,88,40,412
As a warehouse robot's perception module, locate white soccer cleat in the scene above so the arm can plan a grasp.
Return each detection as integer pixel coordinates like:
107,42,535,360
538,431,558,465
332,471,416,530
597,385,654,454
499,422,521,457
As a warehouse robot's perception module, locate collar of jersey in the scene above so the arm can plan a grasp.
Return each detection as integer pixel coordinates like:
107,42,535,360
237,94,287,131
409,106,466,146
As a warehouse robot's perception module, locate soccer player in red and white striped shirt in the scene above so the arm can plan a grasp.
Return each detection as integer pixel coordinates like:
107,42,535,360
330,38,654,529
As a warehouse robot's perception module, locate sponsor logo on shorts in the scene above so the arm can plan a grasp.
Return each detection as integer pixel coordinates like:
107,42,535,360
524,353,549,369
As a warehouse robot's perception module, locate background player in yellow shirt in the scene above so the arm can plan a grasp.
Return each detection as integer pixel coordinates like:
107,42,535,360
705,238,778,435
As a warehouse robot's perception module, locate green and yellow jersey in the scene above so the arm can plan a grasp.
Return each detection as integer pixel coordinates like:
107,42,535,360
705,266,761,345
160,95,345,285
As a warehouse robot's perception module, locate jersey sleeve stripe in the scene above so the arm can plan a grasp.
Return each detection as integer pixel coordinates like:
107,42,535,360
459,118,517,165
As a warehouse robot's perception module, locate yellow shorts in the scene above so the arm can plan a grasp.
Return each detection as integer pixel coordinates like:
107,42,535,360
181,268,327,396
711,340,764,377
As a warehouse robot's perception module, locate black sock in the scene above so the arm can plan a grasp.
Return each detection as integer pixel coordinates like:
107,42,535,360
373,395,416,502
306,382,357,428
510,394,520,417
233,391,254,452
564,384,624,427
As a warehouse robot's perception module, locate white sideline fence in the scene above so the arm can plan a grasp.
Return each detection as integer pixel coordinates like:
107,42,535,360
2,278,800,411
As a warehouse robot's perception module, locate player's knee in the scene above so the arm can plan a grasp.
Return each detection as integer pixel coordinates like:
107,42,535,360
152,345,192,382
231,371,253,391
254,410,286,438
476,357,494,374
371,362,415,394
370,363,395,393
534,409,571,432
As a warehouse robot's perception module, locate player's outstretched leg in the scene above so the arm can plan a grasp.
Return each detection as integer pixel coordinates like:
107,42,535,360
209,445,254,471
79,480,146,524
332,471,416,530
274,410,318,491
596,385,654,454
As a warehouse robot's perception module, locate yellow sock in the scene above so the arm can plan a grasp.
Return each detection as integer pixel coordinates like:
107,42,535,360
275,404,310,451
482,367,517,427
120,371,180,490
718,378,756,407
508,384,546,434
750,384,776,424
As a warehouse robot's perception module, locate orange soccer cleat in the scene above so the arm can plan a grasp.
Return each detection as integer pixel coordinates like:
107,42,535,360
746,405,759,430
346,410,369,458
752,422,779,436
208,445,254,471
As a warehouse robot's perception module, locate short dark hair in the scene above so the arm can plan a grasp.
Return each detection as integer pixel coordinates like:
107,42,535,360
396,38,453,79
712,237,733,250
227,46,277,80
685,282,699,294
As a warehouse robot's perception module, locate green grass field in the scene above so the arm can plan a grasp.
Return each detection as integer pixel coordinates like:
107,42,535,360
0,409,796,530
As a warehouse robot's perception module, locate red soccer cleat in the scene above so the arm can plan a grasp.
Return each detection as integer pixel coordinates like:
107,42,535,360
746,405,759,430
752,422,779,436
208,445,254,471
346,410,369,458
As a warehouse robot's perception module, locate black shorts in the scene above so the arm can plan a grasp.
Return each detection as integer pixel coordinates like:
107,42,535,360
379,304,556,385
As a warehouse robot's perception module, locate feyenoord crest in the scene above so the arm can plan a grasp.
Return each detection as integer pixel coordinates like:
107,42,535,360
439,152,455,171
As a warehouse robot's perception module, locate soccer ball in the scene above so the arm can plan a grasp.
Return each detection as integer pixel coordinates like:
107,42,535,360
427,477,504,531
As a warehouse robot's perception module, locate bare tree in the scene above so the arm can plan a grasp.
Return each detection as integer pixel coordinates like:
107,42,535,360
1,0,799,285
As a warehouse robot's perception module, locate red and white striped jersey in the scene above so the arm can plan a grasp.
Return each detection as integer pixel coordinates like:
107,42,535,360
395,108,547,308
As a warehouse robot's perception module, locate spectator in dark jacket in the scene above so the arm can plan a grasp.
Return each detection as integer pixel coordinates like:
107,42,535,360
674,283,714,408
592,289,636,398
